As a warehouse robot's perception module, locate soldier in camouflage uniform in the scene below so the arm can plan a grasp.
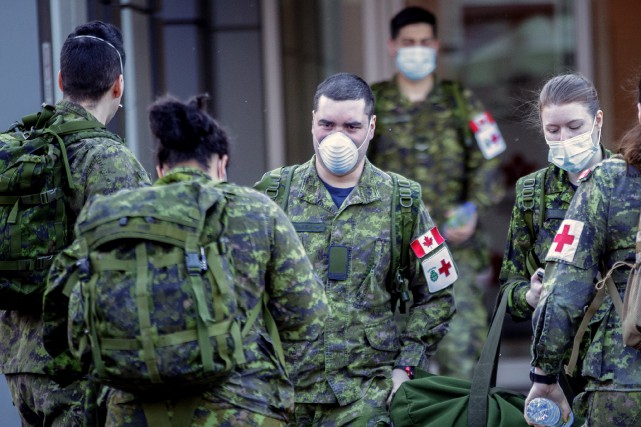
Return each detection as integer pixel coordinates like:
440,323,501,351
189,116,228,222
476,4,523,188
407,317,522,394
500,74,610,404
256,73,456,426
500,74,609,321
369,7,505,380
0,21,150,426
525,78,641,426
45,94,329,426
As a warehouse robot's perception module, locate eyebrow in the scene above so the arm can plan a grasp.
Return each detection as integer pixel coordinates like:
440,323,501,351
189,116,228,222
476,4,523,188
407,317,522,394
317,119,364,127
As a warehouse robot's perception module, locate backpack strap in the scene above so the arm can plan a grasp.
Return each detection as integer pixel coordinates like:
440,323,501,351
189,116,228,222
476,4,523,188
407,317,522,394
518,168,548,277
254,165,298,212
44,120,108,191
388,172,421,314
242,293,286,370
564,262,629,376
253,166,300,368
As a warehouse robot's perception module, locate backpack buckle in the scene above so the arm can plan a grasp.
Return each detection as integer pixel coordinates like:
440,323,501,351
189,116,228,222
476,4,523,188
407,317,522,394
265,184,279,199
185,253,201,275
76,258,91,282
522,178,536,210
35,255,54,269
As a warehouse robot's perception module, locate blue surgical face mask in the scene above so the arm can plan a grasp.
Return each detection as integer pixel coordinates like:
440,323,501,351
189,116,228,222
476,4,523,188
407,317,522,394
396,46,436,81
546,116,600,173
313,119,373,176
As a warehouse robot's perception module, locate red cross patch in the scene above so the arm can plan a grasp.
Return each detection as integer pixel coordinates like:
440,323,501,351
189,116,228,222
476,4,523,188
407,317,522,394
545,219,584,263
421,246,458,293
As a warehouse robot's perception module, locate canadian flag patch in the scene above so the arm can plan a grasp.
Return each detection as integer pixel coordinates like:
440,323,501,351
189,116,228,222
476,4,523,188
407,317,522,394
469,112,507,160
421,246,458,293
546,219,584,263
410,227,445,258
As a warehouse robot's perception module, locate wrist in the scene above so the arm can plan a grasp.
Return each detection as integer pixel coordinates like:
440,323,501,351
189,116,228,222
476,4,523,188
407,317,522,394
529,367,558,384
395,365,415,379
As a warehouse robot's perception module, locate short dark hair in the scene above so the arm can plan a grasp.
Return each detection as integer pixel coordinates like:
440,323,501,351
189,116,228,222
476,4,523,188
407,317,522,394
313,73,375,118
60,20,126,102
149,93,230,171
390,7,437,40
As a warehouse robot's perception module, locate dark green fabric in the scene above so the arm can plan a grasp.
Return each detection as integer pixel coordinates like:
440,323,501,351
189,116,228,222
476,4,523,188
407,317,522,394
0,104,106,312
390,370,527,427
390,292,528,427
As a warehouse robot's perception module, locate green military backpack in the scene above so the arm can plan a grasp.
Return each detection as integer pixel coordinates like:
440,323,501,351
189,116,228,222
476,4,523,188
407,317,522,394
254,165,421,314
0,104,108,312
67,180,258,395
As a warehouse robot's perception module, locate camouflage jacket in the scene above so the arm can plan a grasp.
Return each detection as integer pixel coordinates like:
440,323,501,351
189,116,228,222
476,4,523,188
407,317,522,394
49,167,329,419
532,157,641,390
369,77,504,238
500,148,611,321
265,158,455,406
0,99,151,374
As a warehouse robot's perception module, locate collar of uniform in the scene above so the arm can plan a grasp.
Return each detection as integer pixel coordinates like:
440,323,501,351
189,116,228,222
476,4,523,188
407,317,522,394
298,156,381,207
56,99,100,123
154,166,211,186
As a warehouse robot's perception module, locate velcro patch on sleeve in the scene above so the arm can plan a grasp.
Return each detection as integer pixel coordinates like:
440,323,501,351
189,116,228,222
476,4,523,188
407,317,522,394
421,246,458,293
545,219,584,263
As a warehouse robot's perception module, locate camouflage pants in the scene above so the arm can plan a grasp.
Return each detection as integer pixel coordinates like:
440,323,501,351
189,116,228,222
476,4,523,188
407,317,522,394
105,389,286,427
290,377,390,427
573,390,641,426
4,373,87,427
432,247,488,380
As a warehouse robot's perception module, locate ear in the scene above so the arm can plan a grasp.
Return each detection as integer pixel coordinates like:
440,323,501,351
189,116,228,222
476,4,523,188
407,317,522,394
596,109,604,128
218,154,229,180
112,75,123,99
57,71,64,92
368,115,377,140
386,39,397,58
155,164,164,179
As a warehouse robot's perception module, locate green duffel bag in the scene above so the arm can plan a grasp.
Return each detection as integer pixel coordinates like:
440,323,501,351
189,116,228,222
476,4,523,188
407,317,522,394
390,293,528,427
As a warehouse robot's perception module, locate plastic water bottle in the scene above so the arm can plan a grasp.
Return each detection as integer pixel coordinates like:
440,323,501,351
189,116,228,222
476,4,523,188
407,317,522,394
444,201,477,229
525,398,574,427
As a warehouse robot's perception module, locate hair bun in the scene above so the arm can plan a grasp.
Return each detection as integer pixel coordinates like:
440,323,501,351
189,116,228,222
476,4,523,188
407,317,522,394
148,96,201,151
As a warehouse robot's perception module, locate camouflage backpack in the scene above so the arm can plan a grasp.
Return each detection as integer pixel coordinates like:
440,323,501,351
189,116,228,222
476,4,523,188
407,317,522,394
254,165,421,313
0,104,108,312
67,180,257,395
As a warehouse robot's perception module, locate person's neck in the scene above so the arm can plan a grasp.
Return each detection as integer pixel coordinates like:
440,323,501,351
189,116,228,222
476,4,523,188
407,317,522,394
315,158,363,188
71,93,115,125
397,73,435,103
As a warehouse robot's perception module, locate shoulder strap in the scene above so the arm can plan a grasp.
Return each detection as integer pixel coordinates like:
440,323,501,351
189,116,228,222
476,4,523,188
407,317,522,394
564,262,629,376
388,172,421,314
254,165,298,212
518,168,548,276
468,289,509,427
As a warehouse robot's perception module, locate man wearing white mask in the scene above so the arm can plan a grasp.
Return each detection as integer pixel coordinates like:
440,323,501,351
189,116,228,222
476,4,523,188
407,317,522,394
255,72,456,426
369,6,507,381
